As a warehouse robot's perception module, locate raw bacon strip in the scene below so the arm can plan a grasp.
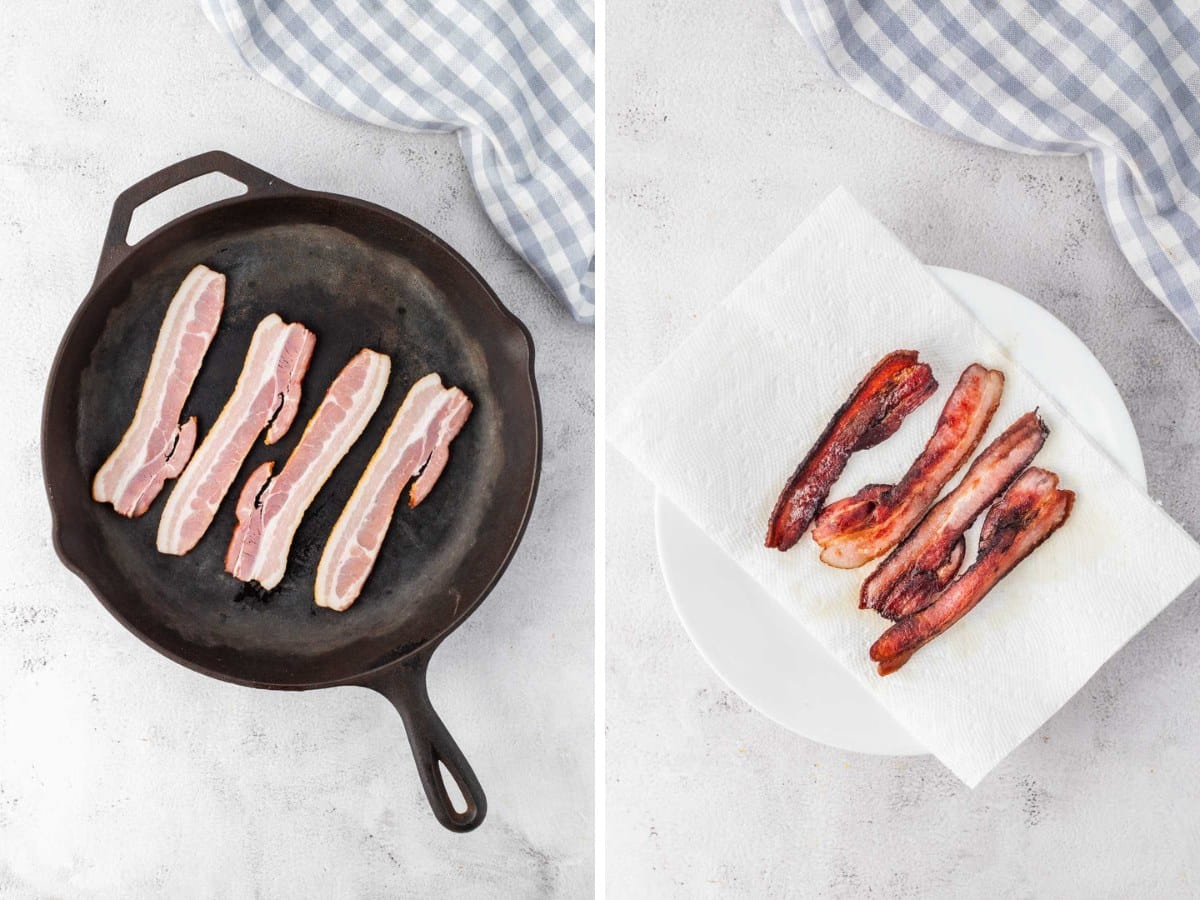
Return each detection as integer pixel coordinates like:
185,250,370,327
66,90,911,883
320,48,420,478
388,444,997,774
869,467,1074,675
156,314,315,556
765,351,937,551
408,388,473,508
861,411,1049,619
225,348,391,590
314,374,473,612
93,265,225,517
813,364,1005,568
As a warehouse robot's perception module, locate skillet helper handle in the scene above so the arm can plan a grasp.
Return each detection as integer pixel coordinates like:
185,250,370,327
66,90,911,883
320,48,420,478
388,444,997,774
366,656,487,832
94,150,294,286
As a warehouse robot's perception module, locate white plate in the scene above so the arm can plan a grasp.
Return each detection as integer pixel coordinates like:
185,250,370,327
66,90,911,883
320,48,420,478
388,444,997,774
654,267,1147,756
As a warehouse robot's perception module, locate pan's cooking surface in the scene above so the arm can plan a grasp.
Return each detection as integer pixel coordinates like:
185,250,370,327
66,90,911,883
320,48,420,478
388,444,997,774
49,196,538,686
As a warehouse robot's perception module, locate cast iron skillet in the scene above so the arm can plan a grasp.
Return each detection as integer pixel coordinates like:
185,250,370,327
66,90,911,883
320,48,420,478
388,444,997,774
41,151,541,832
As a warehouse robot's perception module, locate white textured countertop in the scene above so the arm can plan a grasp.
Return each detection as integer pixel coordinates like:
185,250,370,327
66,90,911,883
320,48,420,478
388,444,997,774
0,2,592,896
607,1,1200,896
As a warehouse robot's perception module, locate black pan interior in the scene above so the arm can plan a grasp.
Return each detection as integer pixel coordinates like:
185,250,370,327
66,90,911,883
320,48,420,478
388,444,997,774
44,194,539,687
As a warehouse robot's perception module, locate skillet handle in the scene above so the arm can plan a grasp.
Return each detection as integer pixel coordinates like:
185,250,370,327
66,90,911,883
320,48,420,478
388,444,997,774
94,150,294,286
365,655,487,832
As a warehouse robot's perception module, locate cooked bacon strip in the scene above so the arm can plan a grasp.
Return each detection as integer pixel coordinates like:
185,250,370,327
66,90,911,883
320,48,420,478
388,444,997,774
156,314,315,556
765,351,937,551
314,374,473,612
870,467,1074,675
862,411,1049,619
813,364,1005,568
877,537,965,617
225,348,390,590
92,265,225,517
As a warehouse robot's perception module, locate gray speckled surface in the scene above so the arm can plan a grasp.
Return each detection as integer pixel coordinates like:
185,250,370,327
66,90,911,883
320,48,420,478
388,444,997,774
0,2,592,896
607,1,1200,897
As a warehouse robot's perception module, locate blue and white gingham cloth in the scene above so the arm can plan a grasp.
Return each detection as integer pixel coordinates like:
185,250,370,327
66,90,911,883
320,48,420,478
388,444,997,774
785,0,1200,342
202,0,595,323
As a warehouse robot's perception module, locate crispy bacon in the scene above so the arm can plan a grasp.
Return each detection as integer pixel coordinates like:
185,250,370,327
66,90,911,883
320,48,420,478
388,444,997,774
870,467,1074,675
92,265,224,516
225,348,390,590
813,364,1004,568
861,411,1049,619
156,314,315,556
765,351,937,551
314,374,472,612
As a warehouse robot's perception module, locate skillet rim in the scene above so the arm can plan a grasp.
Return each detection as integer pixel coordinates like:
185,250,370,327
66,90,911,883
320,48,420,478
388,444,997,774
41,184,542,691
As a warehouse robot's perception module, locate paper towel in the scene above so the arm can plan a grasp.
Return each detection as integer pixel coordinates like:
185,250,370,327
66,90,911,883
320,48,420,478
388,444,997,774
610,188,1200,786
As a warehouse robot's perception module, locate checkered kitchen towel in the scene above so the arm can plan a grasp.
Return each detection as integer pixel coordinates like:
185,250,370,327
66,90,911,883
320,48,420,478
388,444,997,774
202,0,595,323
784,0,1200,342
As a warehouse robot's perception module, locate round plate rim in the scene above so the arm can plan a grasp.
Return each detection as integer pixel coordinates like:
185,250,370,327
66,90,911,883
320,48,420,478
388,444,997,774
653,265,1147,756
